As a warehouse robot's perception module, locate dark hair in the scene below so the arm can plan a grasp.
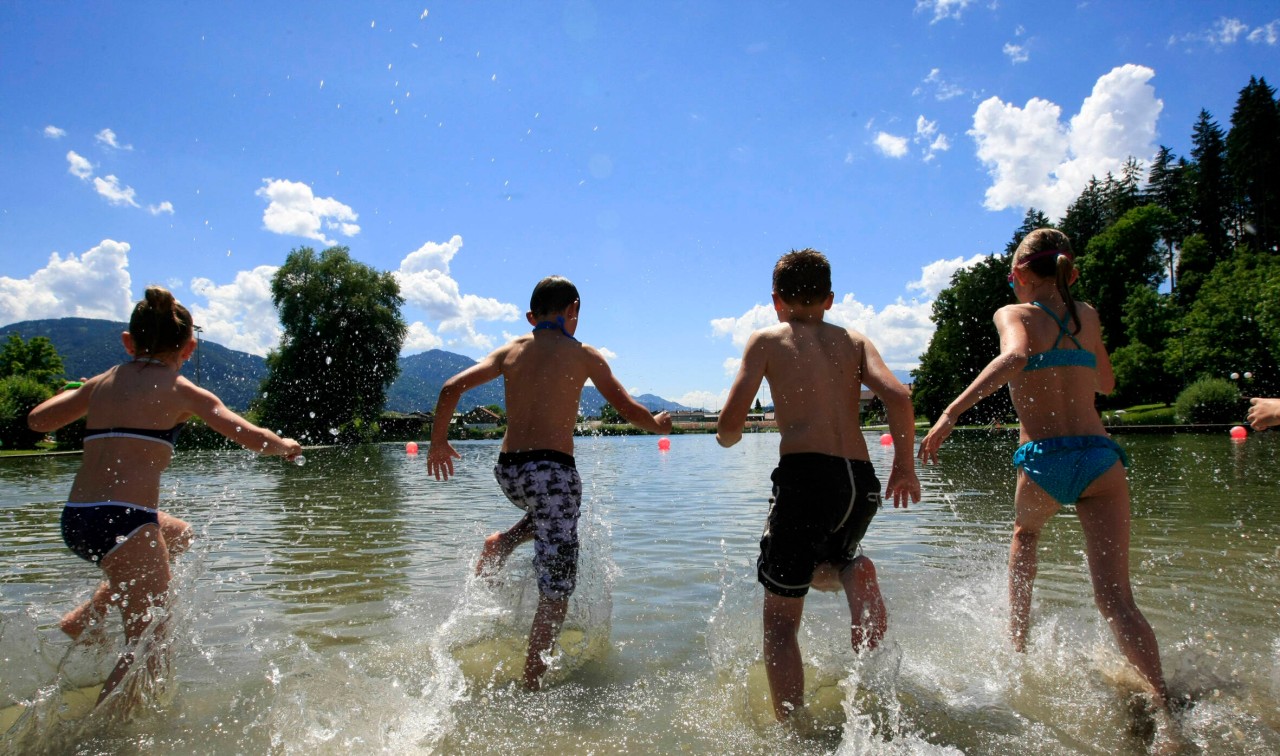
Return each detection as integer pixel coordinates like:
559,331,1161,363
773,248,832,306
129,286,193,356
529,276,579,319
1014,228,1080,334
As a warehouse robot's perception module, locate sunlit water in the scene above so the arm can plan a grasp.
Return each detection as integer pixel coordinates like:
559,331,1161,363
2,431,1278,754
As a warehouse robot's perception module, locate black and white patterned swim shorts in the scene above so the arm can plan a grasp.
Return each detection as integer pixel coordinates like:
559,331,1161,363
494,449,583,600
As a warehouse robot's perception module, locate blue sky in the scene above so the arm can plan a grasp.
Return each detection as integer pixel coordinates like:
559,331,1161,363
2,1,1277,409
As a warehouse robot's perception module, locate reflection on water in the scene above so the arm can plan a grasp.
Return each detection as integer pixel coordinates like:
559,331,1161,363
0,432,1278,753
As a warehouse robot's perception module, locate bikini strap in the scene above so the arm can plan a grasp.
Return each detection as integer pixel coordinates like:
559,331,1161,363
533,316,577,341
1029,301,1084,350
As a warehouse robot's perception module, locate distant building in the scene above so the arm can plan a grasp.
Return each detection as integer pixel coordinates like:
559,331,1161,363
460,406,504,429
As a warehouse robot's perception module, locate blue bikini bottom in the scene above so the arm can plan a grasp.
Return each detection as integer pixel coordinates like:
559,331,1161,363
1012,436,1129,505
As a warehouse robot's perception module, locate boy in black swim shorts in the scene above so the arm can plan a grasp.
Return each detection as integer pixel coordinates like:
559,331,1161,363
427,276,671,690
717,249,920,723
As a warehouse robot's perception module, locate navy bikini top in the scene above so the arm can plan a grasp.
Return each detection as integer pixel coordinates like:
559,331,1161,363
1023,301,1096,371
533,316,577,341
83,424,185,448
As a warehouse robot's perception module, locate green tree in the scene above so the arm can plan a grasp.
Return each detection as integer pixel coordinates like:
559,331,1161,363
911,253,1013,424
1227,76,1280,252
1076,204,1172,350
1005,208,1053,254
1165,250,1280,394
0,375,53,449
258,246,407,443
0,334,65,388
1108,286,1179,405
599,403,624,424
1059,178,1110,255
1188,109,1232,262
484,403,508,422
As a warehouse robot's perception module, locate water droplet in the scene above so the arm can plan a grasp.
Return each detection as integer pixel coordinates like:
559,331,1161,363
329,428,340,436
309,411,316,419
294,455,307,467
326,356,333,365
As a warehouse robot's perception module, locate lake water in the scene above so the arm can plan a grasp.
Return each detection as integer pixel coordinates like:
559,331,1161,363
1,431,1278,754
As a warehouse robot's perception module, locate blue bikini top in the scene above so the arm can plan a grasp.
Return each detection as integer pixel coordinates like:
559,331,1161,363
1023,301,1095,371
533,316,577,341
83,423,186,448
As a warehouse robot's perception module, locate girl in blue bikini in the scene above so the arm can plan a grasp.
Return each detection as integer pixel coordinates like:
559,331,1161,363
917,228,1169,711
28,286,301,706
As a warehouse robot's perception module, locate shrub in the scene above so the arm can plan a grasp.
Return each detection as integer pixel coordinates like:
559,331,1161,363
0,375,53,449
1173,377,1243,424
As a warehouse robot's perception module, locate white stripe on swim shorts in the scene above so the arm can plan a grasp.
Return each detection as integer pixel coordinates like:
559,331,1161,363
831,458,858,531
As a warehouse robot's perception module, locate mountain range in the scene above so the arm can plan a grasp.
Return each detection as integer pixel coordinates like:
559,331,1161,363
0,318,692,415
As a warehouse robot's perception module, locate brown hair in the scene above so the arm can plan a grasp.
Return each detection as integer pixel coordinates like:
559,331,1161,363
128,286,193,356
529,276,579,319
1013,228,1080,334
773,248,832,306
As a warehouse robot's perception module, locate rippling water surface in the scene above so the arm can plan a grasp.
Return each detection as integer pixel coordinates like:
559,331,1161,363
2,431,1278,753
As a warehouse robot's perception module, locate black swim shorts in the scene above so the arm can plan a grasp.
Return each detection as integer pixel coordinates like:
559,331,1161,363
757,453,882,598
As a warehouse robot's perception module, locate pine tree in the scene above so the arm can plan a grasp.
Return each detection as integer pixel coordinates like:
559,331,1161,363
1227,76,1280,252
1188,109,1232,262
1059,178,1109,255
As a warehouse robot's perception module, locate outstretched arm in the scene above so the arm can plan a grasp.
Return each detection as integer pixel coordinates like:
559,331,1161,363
586,347,672,435
717,333,766,448
918,307,1029,465
28,378,95,433
860,338,920,507
427,349,504,480
181,380,300,458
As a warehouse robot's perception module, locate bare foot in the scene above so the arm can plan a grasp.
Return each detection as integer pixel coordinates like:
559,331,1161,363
475,532,511,577
61,611,110,646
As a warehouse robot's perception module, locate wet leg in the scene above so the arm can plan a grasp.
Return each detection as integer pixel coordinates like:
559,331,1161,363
159,511,193,558
523,594,568,690
476,513,534,576
762,590,806,721
840,556,886,651
96,525,172,705
64,511,192,641
1076,464,1168,709
60,580,113,641
1010,473,1059,651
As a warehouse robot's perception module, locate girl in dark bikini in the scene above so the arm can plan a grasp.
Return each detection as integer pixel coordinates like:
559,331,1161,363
28,286,301,706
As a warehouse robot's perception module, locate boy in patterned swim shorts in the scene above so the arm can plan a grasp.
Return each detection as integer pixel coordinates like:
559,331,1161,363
717,249,921,723
427,276,671,690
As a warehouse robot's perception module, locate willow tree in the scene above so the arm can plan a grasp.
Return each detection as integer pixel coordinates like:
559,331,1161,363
258,246,407,443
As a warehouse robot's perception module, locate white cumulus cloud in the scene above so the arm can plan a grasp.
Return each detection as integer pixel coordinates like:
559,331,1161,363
256,178,361,245
1248,20,1279,44
915,68,971,101
915,0,975,24
1003,42,1029,63
93,175,140,207
188,266,281,356
66,151,93,180
969,64,1162,220
0,240,134,325
44,125,66,139
94,128,132,151
907,253,988,299
148,201,175,216
874,132,910,158
404,321,445,352
393,234,520,354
